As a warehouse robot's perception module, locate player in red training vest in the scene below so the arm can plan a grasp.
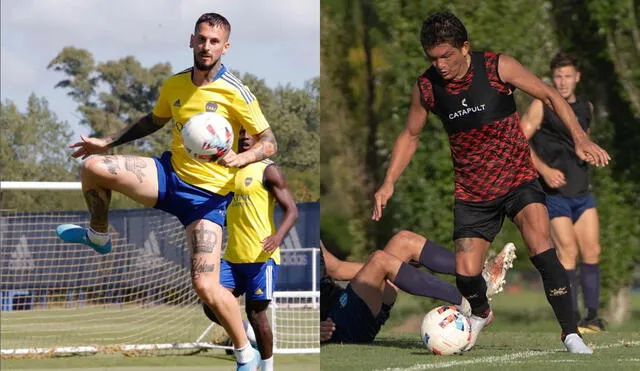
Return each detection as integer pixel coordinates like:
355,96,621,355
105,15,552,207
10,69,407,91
373,12,609,354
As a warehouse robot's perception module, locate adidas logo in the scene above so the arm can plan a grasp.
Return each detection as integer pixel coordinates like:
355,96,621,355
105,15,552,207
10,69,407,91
254,288,263,295
173,99,181,107
9,236,35,270
137,231,164,268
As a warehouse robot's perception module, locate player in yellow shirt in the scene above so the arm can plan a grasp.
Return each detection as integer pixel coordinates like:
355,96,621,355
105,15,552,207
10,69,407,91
203,127,299,371
55,13,273,371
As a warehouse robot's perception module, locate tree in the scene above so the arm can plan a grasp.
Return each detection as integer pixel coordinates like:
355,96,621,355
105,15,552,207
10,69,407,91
48,47,173,156
0,95,83,211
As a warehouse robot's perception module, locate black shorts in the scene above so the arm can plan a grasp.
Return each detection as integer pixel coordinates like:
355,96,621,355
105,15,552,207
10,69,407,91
453,179,546,242
326,285,391,344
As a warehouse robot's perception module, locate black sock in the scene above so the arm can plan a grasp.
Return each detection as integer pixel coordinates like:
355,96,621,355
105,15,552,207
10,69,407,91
418,240,456,274
530,249,578,334
392,262,462,304
456,273,490,316
566,269,579,313
585,308,598,321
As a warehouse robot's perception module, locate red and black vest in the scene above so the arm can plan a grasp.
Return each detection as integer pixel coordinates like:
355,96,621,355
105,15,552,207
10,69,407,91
417,51,538,201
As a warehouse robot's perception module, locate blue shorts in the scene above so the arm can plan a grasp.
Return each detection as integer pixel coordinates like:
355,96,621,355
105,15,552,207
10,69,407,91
220,258,279,301
546,194,596,223
153,151,232,227
327,285,391,344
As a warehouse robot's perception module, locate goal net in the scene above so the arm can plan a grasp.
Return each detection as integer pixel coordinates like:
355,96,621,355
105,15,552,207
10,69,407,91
0,185,319,356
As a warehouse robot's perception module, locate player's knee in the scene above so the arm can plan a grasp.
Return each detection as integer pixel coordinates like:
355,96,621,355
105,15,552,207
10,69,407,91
247,309,270,333
368,250,390,270
192,280,225,308
557,244,579,262
581,243,601,263
81,156,112,181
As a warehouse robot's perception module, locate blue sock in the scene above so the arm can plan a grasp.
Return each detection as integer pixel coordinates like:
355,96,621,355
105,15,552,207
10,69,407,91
392,263,462,304
418,240,455,274
580,263,600,318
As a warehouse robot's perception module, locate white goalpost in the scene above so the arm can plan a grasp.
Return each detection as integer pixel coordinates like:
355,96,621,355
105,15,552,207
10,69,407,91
0,181,320,357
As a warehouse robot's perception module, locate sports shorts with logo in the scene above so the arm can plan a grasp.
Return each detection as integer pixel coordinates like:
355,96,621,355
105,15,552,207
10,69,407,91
153,151,232,227
220,258,279,301
327,284,392,343
453,179,546,242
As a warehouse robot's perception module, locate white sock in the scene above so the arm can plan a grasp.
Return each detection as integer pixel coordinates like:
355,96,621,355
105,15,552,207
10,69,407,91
234,343,255,364
87,228,110,245
260,356,274,371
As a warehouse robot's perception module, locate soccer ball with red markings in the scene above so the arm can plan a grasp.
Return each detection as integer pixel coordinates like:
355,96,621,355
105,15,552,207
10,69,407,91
181,112,234,162
420,305,471,355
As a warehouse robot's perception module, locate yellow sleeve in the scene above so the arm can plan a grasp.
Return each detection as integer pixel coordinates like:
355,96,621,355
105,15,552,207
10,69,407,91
152,80,173,118
231,88,270,136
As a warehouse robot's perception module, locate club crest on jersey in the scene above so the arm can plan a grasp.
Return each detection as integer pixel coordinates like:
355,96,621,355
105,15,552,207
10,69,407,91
449,98,486,120
205,101,218,112
244,177,253,186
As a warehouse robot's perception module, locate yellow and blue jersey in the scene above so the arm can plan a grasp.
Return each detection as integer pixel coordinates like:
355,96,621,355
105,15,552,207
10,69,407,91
225,159,280,264
152,65,270,195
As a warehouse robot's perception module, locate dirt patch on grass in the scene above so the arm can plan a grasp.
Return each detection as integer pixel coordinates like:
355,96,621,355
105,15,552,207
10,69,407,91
389,314,423,333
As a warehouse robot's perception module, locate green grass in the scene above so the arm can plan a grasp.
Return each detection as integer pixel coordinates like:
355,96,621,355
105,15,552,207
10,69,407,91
0,353,319,370
321,291,640,370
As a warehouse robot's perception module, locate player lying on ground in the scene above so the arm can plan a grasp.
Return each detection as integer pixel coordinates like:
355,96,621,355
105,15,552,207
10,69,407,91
320,231,516,344
202,127,298,371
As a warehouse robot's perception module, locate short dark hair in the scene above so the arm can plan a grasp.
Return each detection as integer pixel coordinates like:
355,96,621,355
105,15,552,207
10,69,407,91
420,12,468,50
550,52,579,72
195,13,231,35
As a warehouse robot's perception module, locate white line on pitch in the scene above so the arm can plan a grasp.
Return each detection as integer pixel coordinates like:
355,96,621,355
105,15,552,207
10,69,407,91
377,340,640,371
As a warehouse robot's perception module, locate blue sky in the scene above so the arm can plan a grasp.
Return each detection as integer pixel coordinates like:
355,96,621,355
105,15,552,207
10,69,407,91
1,0,320,137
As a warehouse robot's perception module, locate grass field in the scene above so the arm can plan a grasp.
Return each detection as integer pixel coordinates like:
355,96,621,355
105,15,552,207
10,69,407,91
321,291,640,370
0,353,320,370
1,305,319,370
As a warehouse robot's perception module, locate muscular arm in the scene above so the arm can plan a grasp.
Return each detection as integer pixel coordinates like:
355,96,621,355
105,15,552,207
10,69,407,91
383,84,428,185
239,128,278,164
263,164,298,250
320,242,363,281
498,54,609,166
107,113,171,148
520,99,544,140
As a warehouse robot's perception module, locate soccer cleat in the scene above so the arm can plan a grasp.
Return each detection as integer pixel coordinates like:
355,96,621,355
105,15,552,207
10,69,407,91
577,318,606,334
56,224,112,254
456,297,472,317
483,242,516,298
462,309,494,351
236,347,261,371
562,333,593,354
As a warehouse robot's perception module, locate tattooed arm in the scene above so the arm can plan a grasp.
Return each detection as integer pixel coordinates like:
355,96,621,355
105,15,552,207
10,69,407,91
219,128,278,168
70,113,171,159
107,113,171,148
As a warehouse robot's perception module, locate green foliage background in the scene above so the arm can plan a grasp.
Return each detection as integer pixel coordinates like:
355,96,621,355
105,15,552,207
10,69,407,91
320,0,639,309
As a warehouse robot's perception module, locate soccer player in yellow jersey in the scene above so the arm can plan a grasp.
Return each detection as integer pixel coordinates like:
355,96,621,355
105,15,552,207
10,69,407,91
55,13,274,370
203,127,299,371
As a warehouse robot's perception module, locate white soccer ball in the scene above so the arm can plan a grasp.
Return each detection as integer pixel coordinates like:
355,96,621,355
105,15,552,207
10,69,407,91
420,305,471,355
181,112,234,162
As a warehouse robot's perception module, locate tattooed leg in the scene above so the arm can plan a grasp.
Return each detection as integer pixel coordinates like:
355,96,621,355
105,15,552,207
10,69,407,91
455,237,490,276
186,219,249,349
84,188,111,233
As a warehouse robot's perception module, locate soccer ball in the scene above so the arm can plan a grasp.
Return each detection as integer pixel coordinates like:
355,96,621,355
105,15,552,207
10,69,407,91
420,305,471,355
181,112,233,162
